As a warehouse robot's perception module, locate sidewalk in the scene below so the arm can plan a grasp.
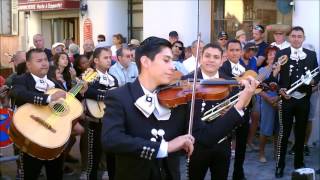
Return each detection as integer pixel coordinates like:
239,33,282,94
1,137,319,180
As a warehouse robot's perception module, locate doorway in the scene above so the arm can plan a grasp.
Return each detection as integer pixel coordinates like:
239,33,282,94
42,17,79,48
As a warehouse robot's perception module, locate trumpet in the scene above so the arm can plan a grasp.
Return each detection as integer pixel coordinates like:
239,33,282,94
286,66,319,95
201,92,241,122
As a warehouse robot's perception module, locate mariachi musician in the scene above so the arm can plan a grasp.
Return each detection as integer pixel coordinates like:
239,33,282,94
10,49,67,180
272,26,319,178
101,36,258,180
83,47,118,180
219,39,251,180
182,43,241,180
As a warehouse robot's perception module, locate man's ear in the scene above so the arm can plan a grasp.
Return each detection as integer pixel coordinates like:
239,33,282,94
140,56,150,69
93,57,99,65
26,61,31,70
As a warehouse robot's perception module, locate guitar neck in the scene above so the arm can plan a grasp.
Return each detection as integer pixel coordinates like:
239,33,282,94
69,82,84,97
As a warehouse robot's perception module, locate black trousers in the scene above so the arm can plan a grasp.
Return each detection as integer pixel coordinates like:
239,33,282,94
233,111,250,180
86,120,115,180
19,152,63,180
276,97,310,169
189,140,231,180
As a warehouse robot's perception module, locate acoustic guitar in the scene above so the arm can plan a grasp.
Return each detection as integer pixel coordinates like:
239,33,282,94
85,99,106,119
9,70,97,160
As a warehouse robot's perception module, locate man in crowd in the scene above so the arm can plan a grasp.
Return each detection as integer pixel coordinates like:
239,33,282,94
169,31,179,44
252,25,268,67
33,34,52,62
109,46,138,86
183,40,205,73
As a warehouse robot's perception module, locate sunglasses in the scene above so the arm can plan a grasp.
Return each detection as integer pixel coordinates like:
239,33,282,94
219,38,228,41
248,47,257,51
174,45,183,50
97,39,104,42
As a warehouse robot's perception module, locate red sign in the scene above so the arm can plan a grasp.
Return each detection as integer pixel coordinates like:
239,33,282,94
83,18,93,41
18,0,80,11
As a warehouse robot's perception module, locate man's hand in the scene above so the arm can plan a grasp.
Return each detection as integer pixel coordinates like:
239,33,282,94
51,91,66,102
234,76,259,110
80,82,88,96
168,134,194,157
69,67,77,80
279,88,291,100
272,63,281,77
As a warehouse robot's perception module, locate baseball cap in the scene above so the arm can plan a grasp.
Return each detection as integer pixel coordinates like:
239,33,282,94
128,39,140,46
52,42,65,49
218,31,228,39
243,42,258,51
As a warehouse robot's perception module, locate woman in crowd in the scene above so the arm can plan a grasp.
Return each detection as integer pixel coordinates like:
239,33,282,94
258,46,281,163
74,55,90,77
111,33,125,60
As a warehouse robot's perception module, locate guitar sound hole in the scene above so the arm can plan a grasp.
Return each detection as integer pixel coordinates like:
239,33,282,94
53,103,65,113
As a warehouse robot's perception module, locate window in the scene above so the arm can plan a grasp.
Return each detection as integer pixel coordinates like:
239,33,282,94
128,0,143,42
0,0,18,35
211,0,292,42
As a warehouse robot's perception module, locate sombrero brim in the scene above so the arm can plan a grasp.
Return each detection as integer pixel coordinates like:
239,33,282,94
266,24,291,33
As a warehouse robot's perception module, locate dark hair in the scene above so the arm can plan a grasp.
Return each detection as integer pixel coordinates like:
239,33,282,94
289,26,305,35
47,65,59,82
135,36,172,73
116,46,130,58
113,34,125,44
172,41,185,60
73,55,89,77
169,31,178,37
93,47,111,59
26,48,45,61
16,62,27,75
202,43,223,56
261,46,280,67
52,52,72,90
226,39,242,50
264,46,279,57
97,34,106,41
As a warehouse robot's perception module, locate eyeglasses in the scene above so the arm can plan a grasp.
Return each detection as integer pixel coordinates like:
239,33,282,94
174,45,183,51
124,55,133,58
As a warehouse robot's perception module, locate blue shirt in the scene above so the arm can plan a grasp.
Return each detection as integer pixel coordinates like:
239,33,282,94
256,41,268,58
240,57,258,72
109,61,138,86
173,61,189,75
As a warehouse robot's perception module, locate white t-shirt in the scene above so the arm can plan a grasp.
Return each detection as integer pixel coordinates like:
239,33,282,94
183,55,199,73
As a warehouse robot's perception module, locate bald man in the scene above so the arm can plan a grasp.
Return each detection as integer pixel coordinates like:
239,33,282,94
33,34,52,62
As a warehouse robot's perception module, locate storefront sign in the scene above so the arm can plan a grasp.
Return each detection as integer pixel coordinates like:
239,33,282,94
83,18,93,41
18,0,79,11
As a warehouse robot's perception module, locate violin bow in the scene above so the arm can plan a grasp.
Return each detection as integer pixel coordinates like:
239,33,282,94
186,33,201,179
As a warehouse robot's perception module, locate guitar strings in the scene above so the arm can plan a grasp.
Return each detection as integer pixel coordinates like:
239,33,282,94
47,72,95,124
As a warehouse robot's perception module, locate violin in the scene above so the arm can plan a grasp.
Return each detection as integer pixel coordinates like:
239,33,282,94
158,70,268,108
158,78,240,108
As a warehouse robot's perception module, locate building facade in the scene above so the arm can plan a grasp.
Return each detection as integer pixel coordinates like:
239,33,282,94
0,0,319,69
